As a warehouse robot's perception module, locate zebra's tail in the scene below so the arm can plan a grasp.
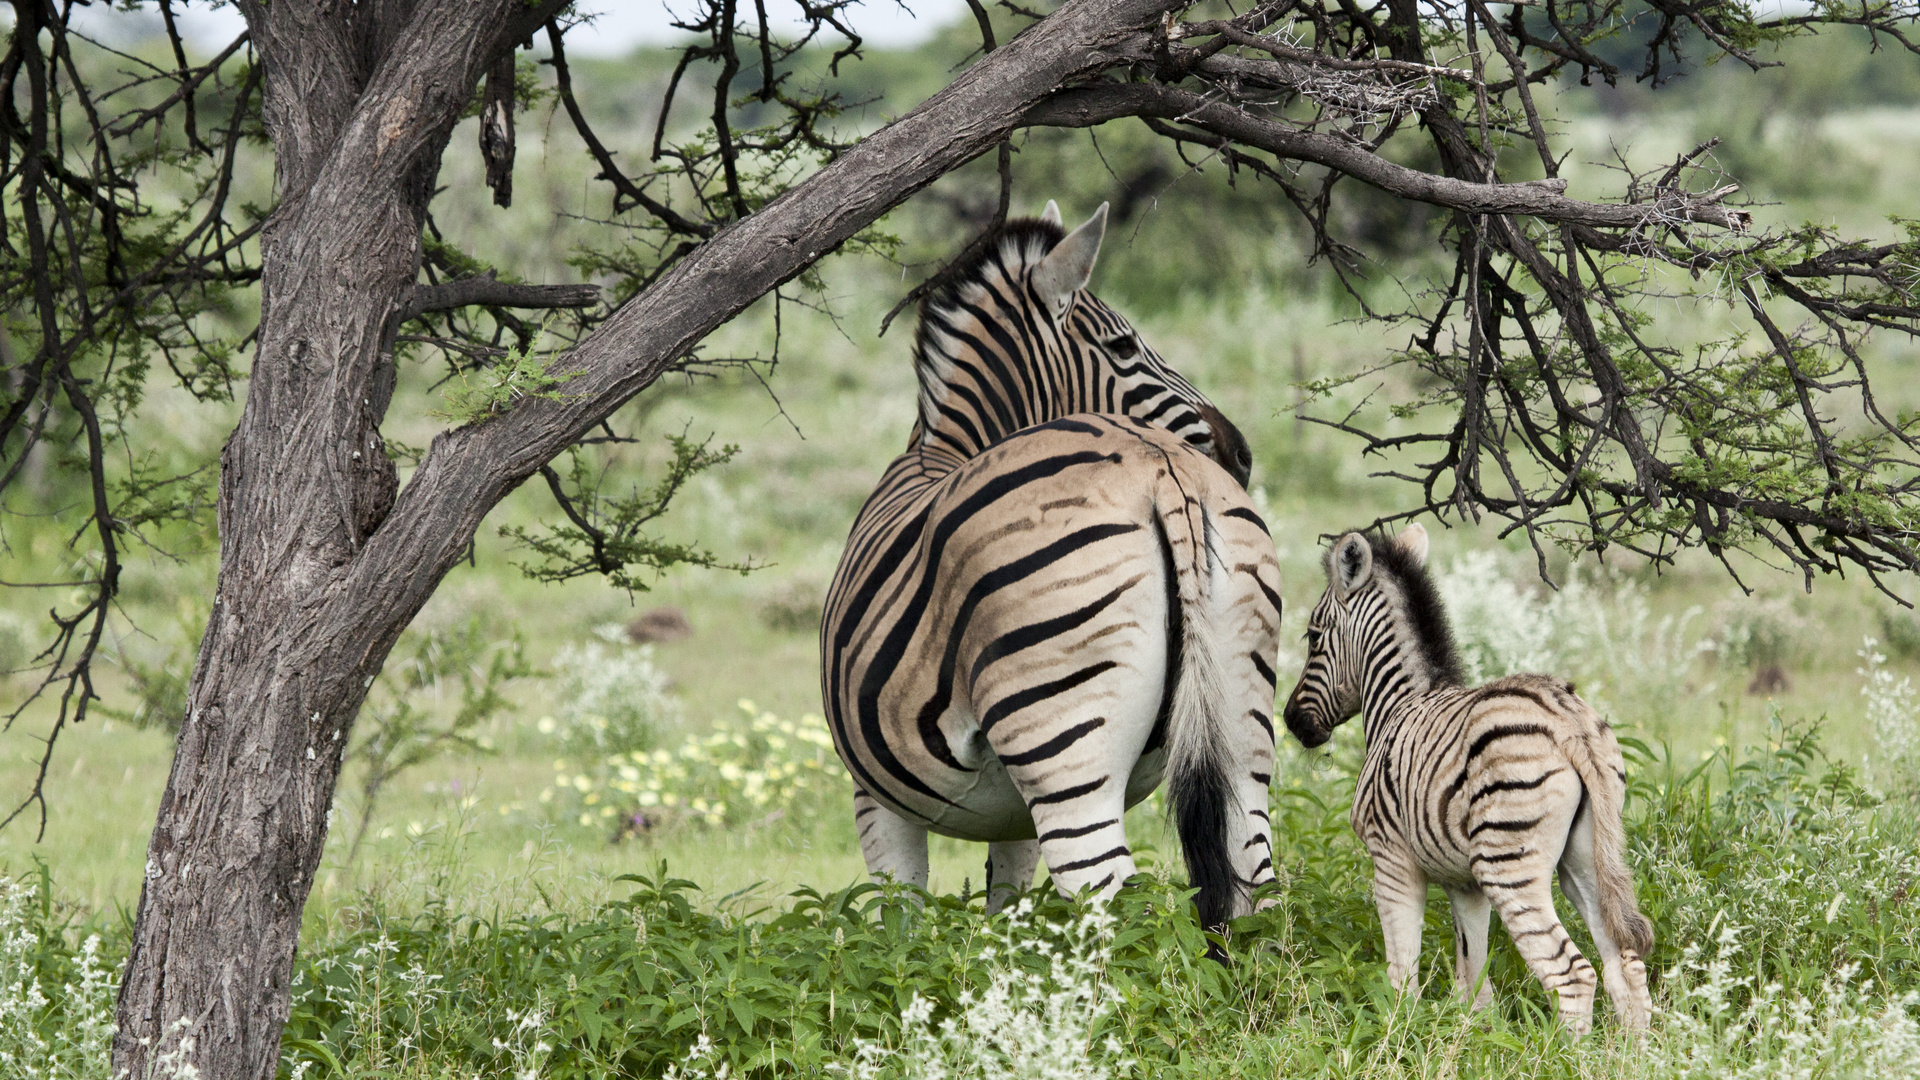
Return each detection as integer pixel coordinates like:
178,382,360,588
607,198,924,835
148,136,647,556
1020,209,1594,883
1559,692,1654,958
1157,503,1240,936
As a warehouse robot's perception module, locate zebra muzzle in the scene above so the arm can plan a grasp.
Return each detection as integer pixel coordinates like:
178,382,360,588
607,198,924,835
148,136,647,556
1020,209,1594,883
1281,693,1333,749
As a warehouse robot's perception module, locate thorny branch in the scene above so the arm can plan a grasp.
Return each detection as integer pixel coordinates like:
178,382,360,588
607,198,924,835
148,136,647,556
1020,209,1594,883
1059,0,1920,600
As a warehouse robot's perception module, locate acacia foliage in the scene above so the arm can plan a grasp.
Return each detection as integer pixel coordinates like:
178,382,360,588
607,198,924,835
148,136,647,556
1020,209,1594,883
1107,0,1920,594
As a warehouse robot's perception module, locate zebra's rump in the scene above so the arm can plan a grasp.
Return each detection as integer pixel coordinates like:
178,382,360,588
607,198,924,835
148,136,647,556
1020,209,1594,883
821,414,1280,842
1360,675,1599,883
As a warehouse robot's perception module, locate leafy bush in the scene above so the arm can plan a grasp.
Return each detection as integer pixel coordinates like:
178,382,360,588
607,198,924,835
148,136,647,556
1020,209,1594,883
1859,637,1920,797
1434,550,1558,682
17,715,1917,1079
1434,551,1712,716
540,631,683,761
263,718,1920,1079
1651,925,1920,1080
1713,595,1810,673
0,870,115,1080
1878,606,1920,662
283,867,1225,1080
1627,715,1920,1003
0,609,31,680
347,618,532,858
757,576,827,634
544,699,846,831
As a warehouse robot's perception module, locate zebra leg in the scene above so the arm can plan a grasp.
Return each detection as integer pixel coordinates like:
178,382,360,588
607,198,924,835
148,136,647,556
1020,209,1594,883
1373,856,1429,995
982,664,1154,903
1444,886,1495,1010
984,840,1040,914
1024,781,1137,901
1558,810,1653,1031
854,789,929,891
1486,878,1599,1037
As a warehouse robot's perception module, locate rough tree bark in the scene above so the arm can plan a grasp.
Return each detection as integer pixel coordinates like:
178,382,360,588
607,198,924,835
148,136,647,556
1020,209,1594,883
110,1,561,1074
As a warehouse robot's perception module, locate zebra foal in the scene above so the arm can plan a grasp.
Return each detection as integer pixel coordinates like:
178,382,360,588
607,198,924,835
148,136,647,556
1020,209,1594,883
822,203,1282,930
1282,525,1653,1036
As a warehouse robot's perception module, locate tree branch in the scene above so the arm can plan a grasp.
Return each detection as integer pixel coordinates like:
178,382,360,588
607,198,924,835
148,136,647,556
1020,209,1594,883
402,276,601,323
1023,82,1754,232
343,0,1190,630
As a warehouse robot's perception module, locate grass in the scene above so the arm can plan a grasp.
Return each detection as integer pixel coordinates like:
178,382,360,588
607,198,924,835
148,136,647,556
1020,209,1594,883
10,717,1919,1078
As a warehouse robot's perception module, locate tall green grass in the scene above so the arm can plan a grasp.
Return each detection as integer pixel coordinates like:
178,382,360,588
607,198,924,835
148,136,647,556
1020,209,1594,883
11,718,1917,1078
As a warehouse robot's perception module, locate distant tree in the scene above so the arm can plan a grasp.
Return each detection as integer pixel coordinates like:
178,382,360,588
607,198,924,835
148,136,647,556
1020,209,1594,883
3,0,1918,1077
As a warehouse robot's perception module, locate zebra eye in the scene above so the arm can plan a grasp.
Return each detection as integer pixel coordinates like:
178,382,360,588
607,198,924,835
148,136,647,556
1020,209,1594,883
1105,334,1138,359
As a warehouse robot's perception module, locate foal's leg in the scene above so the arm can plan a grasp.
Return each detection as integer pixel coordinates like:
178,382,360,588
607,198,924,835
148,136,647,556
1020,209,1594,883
984,839,1040,914
1474,783,1596,1036
854,788,929,891
1558,802,1653,1031
1486,878,1598,1037
1372,851,1430,995
1445,885,1495,1009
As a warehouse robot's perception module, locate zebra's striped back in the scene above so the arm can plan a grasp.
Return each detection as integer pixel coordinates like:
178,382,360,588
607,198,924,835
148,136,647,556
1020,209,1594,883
822,207,1281,929
1282,526,1653,1035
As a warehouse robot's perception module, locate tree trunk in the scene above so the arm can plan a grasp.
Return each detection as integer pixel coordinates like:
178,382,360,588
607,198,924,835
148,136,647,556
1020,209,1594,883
109,3,534,1076
110,0,1177,1075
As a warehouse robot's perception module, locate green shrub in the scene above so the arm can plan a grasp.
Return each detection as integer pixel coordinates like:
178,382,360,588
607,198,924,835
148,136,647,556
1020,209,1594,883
1715,596,1810,673
541,632,683,760
0,868,116,1080
268,718,1920,1079
346,617,532,858
0,609,30,681
16,719,1917,1079
1877,607,1920,663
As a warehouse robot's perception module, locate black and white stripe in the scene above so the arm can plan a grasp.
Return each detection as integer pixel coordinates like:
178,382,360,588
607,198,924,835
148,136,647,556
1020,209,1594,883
1282,525,1654,1036
822,204,1281,928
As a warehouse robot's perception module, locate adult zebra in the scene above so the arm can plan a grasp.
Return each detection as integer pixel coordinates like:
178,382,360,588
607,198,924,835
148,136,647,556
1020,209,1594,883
821,202,1283,930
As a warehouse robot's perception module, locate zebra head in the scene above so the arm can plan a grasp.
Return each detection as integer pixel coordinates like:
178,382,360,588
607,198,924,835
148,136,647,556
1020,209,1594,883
1283,524,1458,747
913,200,1252,487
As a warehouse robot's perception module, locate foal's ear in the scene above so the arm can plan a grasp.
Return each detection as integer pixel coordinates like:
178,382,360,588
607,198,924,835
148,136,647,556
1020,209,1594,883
1393,522,1430,567
1039,200,1063,227
1030,202,1108,319
1330,533,1373,601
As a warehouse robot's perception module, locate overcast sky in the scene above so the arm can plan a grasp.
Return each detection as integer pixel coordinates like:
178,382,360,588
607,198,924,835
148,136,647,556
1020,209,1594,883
57,0,1822,57
75,0,973,55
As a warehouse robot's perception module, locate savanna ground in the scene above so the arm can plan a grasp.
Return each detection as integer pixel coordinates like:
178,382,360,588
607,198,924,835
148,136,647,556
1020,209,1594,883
6,18,1920,1079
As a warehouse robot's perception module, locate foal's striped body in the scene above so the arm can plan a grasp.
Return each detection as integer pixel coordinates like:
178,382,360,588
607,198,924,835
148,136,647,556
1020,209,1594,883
1284,526,1654,1036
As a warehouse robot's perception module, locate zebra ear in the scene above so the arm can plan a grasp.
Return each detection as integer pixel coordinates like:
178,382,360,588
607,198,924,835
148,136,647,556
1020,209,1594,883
1030,202,1108,319
1394,522,1430,567
1330,533,1373,601
1039,200,1062,227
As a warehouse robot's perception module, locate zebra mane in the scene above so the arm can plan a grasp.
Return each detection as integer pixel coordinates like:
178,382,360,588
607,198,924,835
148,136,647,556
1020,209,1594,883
918,217,1066,326
909,217,1068,445
1364,532,1465,688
